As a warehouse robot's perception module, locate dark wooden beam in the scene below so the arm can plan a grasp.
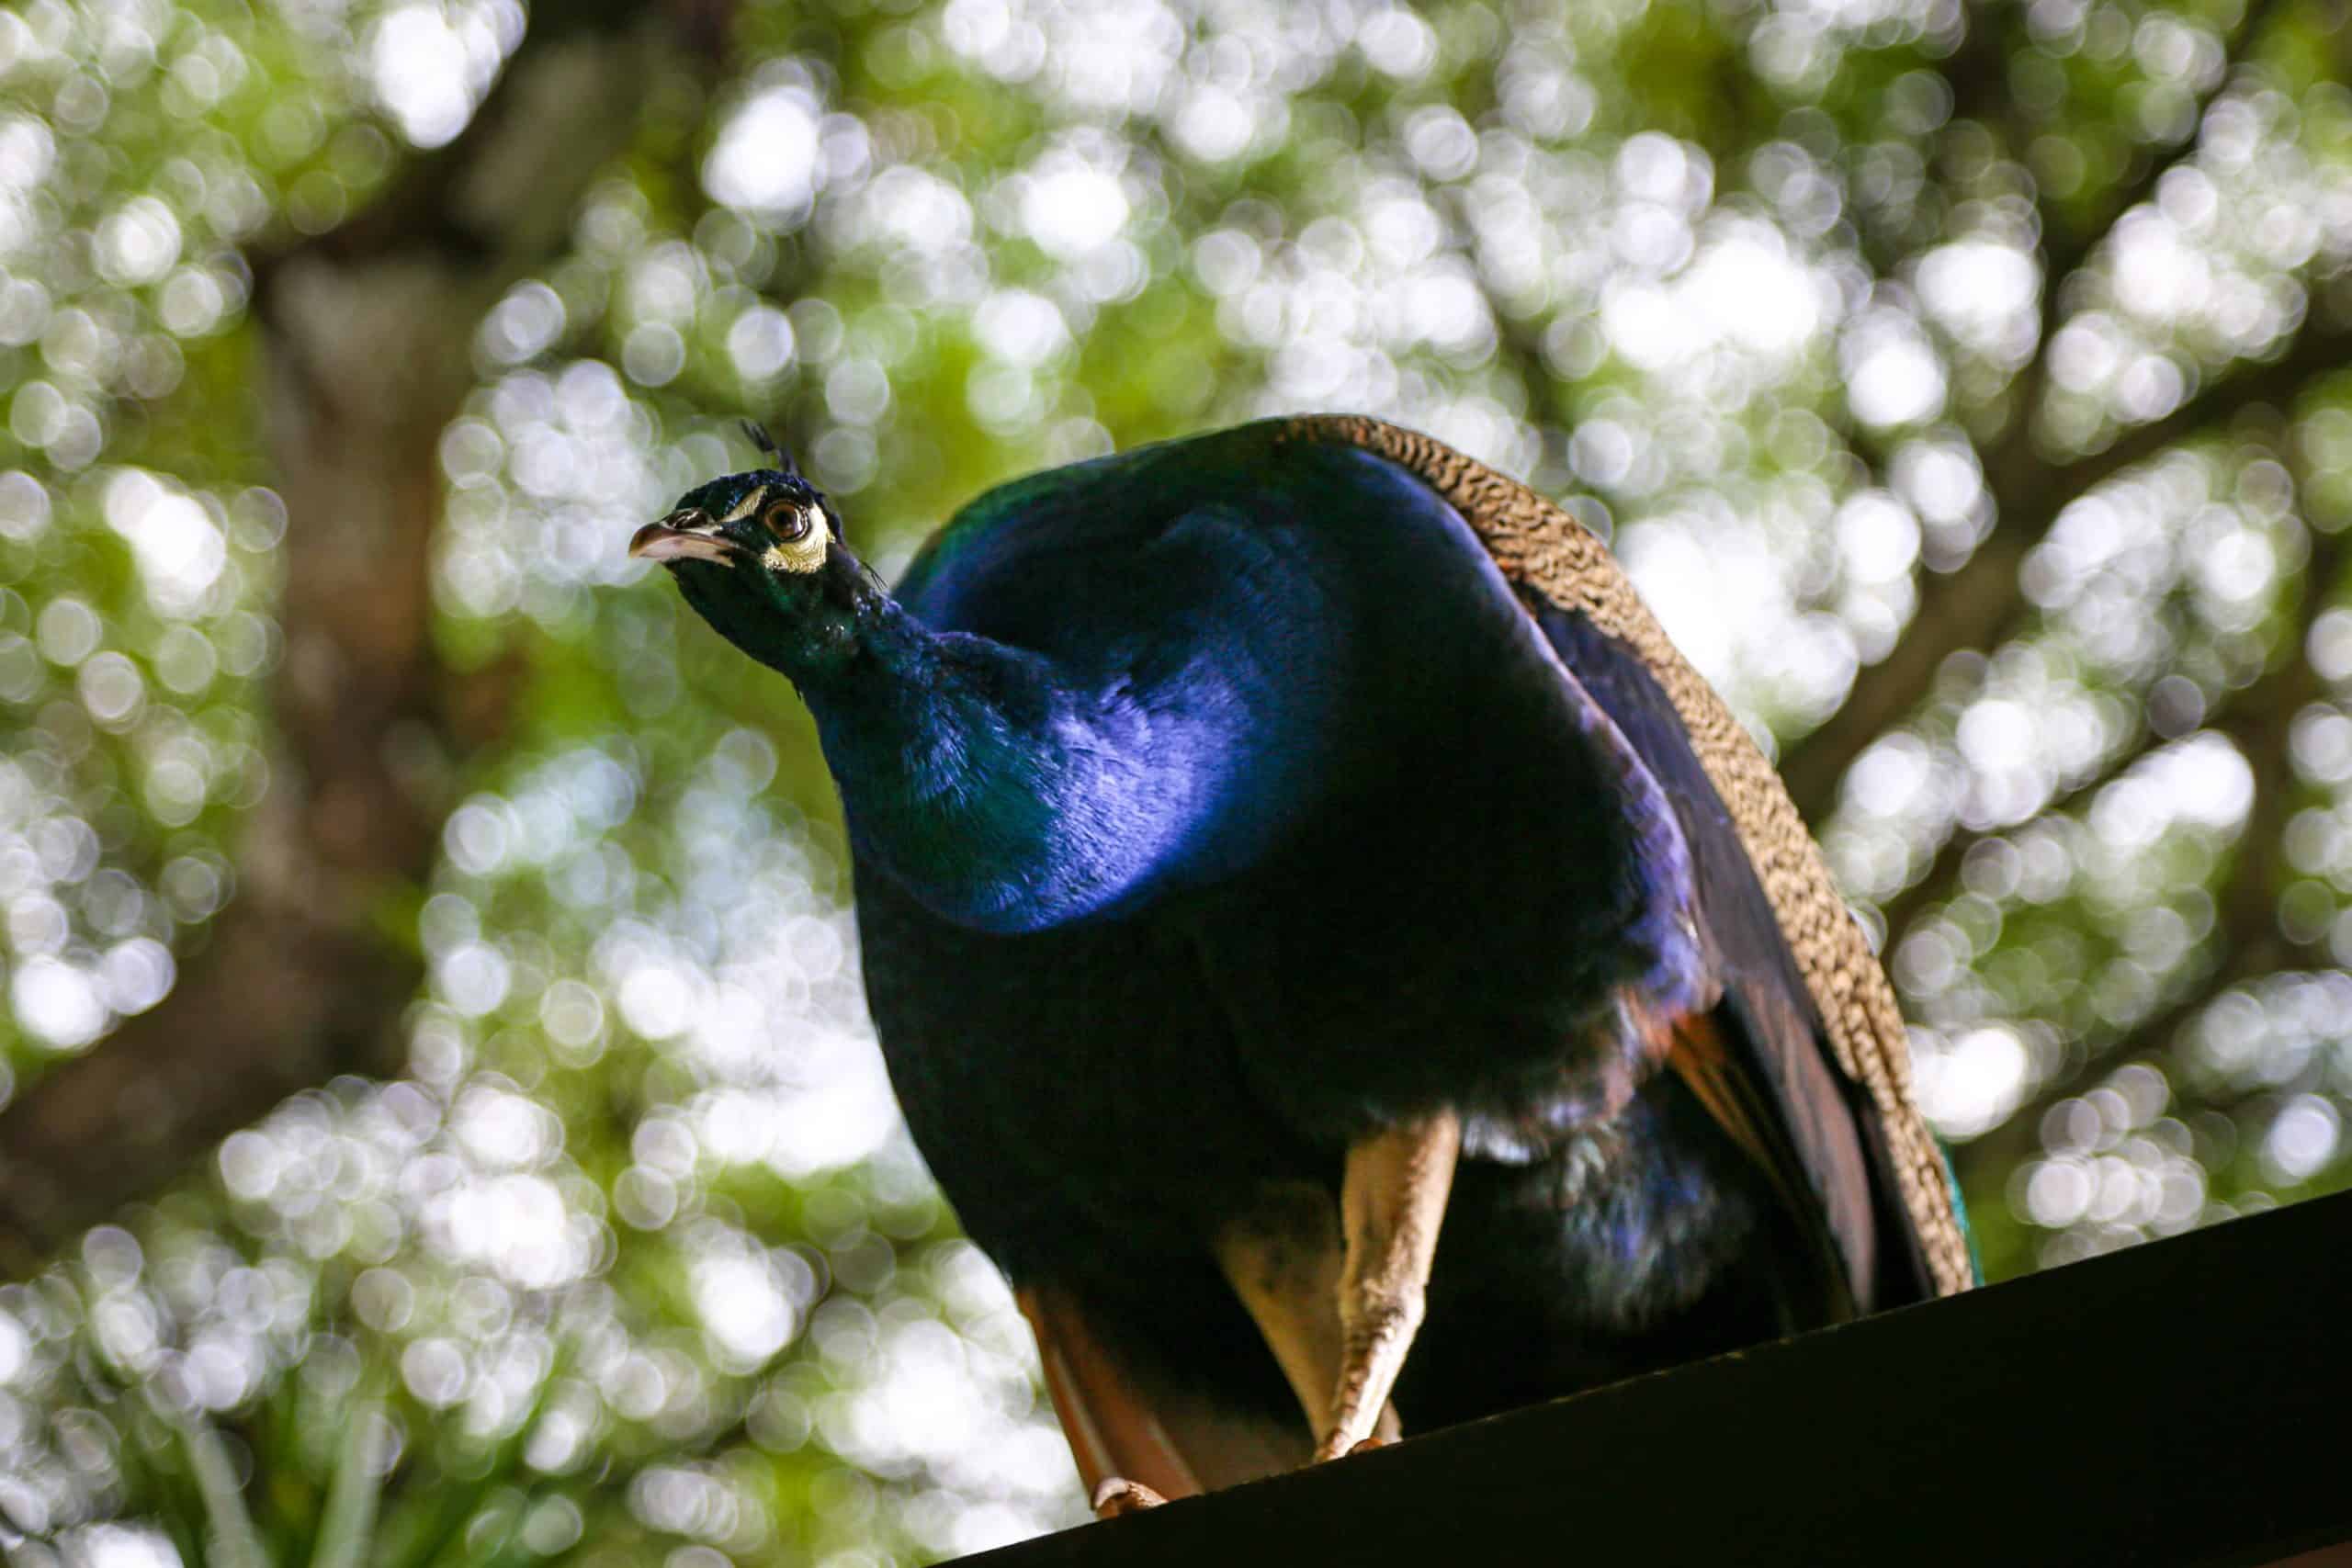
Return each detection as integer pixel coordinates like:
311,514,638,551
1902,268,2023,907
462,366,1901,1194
969,1190,2352,1568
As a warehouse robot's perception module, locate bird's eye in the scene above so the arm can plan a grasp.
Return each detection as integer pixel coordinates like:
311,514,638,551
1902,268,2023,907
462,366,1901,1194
764,502,813,543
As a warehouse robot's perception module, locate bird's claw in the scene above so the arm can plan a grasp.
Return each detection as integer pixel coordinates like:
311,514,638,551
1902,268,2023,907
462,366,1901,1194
1091,1477,1167,1518
1311,1433,1392,1463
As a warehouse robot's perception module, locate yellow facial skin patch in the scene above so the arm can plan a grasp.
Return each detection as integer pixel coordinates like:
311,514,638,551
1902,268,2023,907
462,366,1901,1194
761,498,831,575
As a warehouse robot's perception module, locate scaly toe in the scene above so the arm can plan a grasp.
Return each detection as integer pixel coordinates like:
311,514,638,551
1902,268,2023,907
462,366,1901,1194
1091,1477,1167,1518
1311,1431,1393,1463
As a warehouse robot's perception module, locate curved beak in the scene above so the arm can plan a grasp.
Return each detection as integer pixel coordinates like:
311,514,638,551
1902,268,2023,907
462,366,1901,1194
629,511,748,565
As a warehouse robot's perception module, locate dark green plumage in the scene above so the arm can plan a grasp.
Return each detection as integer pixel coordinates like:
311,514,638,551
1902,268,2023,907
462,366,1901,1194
634,418,1964,1494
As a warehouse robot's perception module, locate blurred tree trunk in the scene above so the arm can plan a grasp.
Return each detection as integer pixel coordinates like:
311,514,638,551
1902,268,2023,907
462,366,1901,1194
0,0,733,1274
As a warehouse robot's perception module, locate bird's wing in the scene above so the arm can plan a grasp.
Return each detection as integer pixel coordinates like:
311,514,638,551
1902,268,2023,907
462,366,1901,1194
1529,592,1902,1308
1275,415,1973,1300
1662,1004,1870,1309
1017,1282,1309,1501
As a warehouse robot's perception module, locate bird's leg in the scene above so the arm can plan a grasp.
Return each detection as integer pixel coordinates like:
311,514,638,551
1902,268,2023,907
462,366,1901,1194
1213,1181,1360,1441
1017,1284,1207,1517
1214,1119,1457,1464
1318,1111,1462,1462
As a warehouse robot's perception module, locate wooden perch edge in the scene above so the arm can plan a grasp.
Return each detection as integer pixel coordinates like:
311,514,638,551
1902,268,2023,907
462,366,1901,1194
968,1190,2352,1568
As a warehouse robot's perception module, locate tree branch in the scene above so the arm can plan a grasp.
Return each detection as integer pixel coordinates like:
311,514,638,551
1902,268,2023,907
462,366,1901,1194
2039,0,2284,317
1953,924,2318,1205
1782,0,2291,822
0,0,736,1274
1883,529,2334,956
1878,729,2144,957
1949,446,2342,1191
1783,308,2352,820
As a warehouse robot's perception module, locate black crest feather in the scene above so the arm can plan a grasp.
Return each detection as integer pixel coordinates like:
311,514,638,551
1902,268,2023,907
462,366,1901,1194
741,419,799,477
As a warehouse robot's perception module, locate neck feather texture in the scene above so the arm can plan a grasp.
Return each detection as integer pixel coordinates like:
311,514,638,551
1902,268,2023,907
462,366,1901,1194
796,598,1282,934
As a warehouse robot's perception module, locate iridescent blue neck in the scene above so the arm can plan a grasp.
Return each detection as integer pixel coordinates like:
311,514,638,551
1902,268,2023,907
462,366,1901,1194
795,598,1296,934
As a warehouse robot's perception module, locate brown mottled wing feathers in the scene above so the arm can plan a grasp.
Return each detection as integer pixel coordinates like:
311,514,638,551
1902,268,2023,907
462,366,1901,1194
1276,415,1973,1298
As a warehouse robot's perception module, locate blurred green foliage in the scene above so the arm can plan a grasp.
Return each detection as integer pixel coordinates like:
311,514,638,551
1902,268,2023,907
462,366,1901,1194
2,0,2349,1562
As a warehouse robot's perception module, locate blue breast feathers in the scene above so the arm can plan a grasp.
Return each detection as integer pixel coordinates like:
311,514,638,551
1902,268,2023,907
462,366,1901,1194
805,435,1708,1029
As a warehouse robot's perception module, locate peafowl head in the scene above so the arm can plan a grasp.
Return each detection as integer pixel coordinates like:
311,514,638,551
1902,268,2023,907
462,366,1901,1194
629,434,878,678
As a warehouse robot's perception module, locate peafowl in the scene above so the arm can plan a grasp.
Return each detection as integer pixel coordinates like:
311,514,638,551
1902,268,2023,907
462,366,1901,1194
631,416,1972,1514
